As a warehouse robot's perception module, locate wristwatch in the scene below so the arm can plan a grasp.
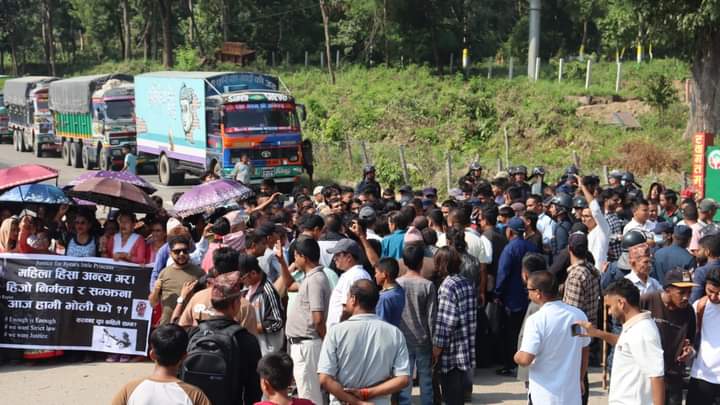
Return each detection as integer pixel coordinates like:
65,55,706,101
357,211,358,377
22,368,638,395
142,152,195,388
176,296,185,305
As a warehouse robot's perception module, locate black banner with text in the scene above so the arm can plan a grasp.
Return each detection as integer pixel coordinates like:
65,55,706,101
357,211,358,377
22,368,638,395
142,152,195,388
0,254,151,355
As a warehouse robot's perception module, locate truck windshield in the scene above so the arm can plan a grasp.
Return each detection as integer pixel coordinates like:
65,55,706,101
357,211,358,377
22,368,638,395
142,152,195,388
224,103,298,132
35,97,49,111
106,100,134,120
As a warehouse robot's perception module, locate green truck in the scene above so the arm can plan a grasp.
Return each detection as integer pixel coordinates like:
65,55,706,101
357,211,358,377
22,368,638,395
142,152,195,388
48,74,137,170
3,76,58,155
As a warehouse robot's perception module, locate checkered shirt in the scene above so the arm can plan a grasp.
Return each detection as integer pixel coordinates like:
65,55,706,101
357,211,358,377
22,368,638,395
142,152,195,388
605,213,623,262
433,274,477,373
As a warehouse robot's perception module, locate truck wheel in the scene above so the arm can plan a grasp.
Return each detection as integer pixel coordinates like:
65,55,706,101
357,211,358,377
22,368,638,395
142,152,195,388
70,142,83,168
13,130,19,152
19,130,28,152
81,146,94,169
33,136,42,158
99,149,112,171
158,154,185,186
62,140,71,165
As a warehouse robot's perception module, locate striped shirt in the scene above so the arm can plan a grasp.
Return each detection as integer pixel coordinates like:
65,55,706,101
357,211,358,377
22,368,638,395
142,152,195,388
433,274,477,373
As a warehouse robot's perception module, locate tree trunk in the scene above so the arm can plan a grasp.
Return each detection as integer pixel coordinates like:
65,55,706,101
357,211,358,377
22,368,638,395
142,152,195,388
142,5,153,62
157,0,173,67
44,0,56,76
319,0,335,84
121,0,131,61
383,0,388,66
221,0,228,41
580,19,588,59
10,42,18,76
686,32,720,138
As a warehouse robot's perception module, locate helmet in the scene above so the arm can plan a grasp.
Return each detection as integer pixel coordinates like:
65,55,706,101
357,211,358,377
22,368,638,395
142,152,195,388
515,165,528,175
532,166,545,177
363,165,376,174
621,172,635,183
573,196,589,209
507,166,518,175
621,230,647,251
550,193,573,212
469,162,482,171
609,170,623,180
565,165,579,176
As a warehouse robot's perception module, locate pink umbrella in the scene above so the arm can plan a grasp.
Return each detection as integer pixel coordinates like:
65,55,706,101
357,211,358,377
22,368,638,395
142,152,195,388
0,164,59,191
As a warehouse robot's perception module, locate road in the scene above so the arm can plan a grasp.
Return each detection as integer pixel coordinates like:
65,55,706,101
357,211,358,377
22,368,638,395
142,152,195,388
0,361,609,404
0,143,198,209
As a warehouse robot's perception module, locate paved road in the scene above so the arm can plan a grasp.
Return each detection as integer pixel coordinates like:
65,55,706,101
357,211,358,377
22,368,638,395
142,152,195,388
0,143,198,209
0,361,609,404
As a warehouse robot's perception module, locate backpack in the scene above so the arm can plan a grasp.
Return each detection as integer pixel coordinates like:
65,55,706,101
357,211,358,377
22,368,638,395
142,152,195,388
180,318,245,405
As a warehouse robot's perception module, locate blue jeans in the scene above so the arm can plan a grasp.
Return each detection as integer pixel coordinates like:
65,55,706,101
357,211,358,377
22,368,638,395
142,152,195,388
398,345,433,405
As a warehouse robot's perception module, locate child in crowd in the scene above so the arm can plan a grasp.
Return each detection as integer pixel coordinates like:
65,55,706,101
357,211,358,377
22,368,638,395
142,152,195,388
255,352,315,405
374,257,405,327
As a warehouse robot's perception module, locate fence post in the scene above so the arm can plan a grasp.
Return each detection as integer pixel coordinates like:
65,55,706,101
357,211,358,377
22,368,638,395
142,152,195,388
320,51,324,68
572,151,580,169
336,49,340,69
449,53,454,74
585,59,592,89
345,136,354,170
508,57,514,79
360,141,370,165
401,55,404,68
503,127,510,168
496,158,502,172
446,152,452,194
286,51,290,67
305,51,309,67
603,165,609,185
399,145,410,185
615,62,622,93
272,51,276,67
487,59,493,79
534,57,540,81
558,58,564,82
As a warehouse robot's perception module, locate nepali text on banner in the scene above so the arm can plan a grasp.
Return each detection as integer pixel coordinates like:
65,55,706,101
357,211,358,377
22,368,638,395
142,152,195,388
0,253,151,356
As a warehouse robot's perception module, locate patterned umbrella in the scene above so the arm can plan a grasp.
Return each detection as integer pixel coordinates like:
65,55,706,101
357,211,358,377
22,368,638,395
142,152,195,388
68,170,157,194
174,179,254,217
68,177,158,214
0,164,59,191
0,184,71,205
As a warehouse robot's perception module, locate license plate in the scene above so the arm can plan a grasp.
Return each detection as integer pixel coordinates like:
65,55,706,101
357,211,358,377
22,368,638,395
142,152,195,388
262,168,275,178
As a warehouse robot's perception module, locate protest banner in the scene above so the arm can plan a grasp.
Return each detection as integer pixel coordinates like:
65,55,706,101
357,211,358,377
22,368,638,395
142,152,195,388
0,253,151,356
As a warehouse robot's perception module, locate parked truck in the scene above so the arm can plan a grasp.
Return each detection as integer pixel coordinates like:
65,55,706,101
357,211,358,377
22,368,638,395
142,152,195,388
135,71,307,187
0,93,10,143
3,76,58,155
49,74,137,170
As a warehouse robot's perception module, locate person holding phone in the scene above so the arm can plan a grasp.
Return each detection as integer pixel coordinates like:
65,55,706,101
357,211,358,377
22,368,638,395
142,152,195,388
514,271,590,405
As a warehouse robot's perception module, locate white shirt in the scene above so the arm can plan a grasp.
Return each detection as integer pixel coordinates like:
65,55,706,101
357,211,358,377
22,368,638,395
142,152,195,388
366,229,383,242
623,218,655,238
536,213,556,246
519,301,590,405
326,265,371,328
436,228,492,264
691,300,720,384
588,200,611,269
625,271,663,295
609,312,664,405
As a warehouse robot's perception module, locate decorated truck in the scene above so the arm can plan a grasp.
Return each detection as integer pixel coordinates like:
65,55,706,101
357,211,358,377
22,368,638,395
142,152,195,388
0,93,9,143
134,71,306,187
3,76,58,155
48,74,137,170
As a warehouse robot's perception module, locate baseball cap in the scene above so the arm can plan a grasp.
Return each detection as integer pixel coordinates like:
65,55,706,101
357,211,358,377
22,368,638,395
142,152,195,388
653,222,673,234
568,232,588,257
210,271,245,302
326,238,364,260
663,268,698,288
404,227,424,244
507,217,525,233
313,186,324,195
358,206,376,222
699,198,718,213
423,187,437,197
399,185,413,194
448,188,466,201
673,224,693,239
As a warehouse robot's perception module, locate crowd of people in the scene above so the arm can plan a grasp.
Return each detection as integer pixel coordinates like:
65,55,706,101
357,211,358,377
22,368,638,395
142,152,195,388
2,162,720,405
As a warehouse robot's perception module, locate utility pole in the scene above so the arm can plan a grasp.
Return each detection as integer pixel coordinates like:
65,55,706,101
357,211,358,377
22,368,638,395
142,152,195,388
527,0,541,77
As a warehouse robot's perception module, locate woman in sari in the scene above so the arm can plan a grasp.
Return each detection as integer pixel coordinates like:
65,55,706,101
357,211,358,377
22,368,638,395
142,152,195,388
104,211,146,265
0,217,19,253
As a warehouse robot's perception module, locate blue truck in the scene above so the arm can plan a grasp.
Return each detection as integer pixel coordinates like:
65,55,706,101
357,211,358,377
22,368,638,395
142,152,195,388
134,71,307,187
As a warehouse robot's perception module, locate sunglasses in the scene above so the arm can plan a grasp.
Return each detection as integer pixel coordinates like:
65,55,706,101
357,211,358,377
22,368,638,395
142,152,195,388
171,248,189,255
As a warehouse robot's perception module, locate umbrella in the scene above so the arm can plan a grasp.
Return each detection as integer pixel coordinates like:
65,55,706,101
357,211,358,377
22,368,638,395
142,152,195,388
0,184,71,205
67,177,158,214
0,164,59,190
68,170,157,194
175,179,254,217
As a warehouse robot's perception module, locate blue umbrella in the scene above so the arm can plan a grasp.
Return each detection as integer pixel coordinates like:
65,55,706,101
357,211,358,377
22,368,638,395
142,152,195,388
0,184,72,205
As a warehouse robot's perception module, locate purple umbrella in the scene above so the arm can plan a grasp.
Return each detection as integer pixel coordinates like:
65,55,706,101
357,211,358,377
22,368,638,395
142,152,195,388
68,170,157,194
175,179,254,218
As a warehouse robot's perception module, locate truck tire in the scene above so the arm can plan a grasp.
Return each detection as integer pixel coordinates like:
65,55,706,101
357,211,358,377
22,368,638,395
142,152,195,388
81,145,94,169
158,154,185,186
33,136,41,158
13,130,20,152
19,130,28,152
62,140,71,166
70,142,82,168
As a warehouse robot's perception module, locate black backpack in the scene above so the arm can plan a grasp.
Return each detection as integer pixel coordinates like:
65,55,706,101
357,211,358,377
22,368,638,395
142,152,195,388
180,318,244,405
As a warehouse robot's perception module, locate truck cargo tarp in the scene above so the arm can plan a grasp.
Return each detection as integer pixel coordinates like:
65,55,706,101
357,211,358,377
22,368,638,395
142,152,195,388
49,74,133,114
3,76,57,106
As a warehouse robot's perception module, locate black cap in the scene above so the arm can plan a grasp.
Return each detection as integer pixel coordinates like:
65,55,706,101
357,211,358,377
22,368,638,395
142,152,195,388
399,185,413,194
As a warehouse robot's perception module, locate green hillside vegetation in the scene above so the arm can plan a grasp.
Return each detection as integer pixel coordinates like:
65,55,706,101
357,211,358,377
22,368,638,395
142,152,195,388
75,58,691,191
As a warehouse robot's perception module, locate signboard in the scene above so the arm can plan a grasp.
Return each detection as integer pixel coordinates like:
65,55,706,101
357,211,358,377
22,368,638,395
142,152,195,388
0,254,151,355
692,132,714,198
705,145,720,222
